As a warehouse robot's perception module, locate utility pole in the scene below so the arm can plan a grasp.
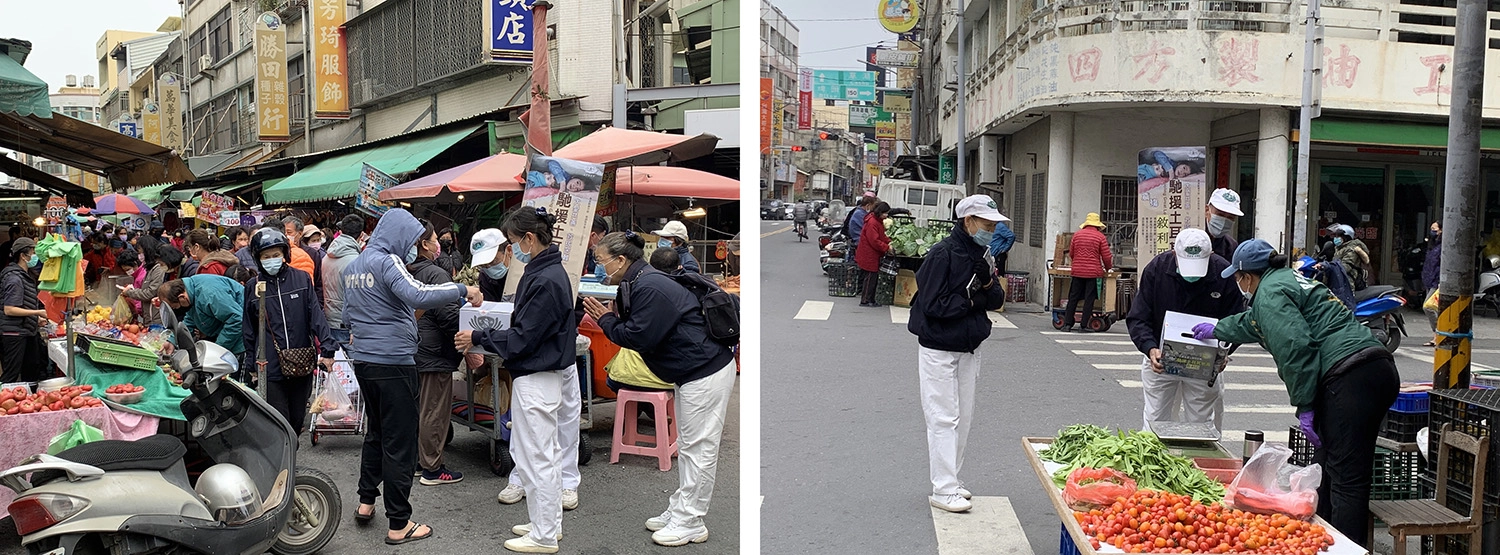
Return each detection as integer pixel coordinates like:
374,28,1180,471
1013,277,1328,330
953,11,966,191
1291,0,1322,255
1435,0,1486,389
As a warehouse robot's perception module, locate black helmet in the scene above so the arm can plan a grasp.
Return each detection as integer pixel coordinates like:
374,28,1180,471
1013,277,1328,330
250,227,289,258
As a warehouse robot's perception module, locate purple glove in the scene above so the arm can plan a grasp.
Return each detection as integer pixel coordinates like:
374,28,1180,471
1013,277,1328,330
1191,322,1216,341
1298,411,1322,448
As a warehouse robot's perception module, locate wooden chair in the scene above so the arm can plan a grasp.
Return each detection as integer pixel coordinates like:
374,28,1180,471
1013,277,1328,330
1368,424,1489,555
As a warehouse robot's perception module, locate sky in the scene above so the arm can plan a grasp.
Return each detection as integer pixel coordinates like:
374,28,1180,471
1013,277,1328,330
0,0,184,94
765,0,899,73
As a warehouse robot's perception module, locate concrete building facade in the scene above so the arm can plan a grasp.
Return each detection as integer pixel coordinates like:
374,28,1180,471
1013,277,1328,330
760,0,798,198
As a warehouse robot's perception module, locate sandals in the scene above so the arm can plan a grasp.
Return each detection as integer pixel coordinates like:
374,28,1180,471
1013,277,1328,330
1424,341,1438,347
354,505,375,525
386,523,435,545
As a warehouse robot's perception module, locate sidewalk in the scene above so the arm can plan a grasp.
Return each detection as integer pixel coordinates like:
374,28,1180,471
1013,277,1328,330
1402,305,1500,341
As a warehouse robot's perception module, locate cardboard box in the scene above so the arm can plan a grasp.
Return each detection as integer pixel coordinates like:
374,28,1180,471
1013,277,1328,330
460,302,515,356
1160,311,1222,381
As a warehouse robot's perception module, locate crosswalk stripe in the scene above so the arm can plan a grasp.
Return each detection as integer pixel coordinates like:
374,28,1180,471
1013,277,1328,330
1117,380,1286,391
1395,348,1498,371
1070,350,1273,360
1093,364,1279,374
794,301,835,321
1224,405,1297,414
1479,349,1500,355
988,313,1017,329
932,496,1035,555
1055,339,1137,346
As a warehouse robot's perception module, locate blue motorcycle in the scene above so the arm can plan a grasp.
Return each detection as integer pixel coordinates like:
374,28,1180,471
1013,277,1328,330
1296,256,1406,352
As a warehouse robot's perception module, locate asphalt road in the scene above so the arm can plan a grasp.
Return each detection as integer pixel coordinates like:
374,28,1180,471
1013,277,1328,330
758,219,1499,555
0,381,739,555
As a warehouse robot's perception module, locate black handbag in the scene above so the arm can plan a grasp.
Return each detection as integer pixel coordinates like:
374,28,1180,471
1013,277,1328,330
264,282,317,378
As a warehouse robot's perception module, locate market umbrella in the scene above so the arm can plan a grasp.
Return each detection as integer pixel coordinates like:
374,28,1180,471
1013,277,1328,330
378,152,528,204
613,166,739,200
554,128,719,166
92,193,156,216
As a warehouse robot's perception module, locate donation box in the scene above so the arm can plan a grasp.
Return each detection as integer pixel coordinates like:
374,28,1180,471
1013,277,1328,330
1160,311,1222,381
460,302,515,356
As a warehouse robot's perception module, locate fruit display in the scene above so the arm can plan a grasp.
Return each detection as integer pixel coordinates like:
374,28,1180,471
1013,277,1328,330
0,386,101,415
1072,490,1335,554
104,383,146,405
1041,425,1226,504
85,306,113,325
105,384,144,395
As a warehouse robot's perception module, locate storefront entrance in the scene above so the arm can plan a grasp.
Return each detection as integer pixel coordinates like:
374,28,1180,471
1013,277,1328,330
1312,162,1441,288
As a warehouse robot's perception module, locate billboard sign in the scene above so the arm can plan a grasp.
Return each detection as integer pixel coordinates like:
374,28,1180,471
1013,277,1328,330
158,75,183,149
797,68,813,130
254,13,291,142
873,49,920,68
311,0,351,118
812,70,877,102
877,0,921,33
484,0,536,64
760,78,773,154
1137,147,1209,262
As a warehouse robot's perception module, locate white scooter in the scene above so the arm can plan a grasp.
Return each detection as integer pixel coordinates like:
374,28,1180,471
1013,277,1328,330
0,308,340,555
1477,255,1500,317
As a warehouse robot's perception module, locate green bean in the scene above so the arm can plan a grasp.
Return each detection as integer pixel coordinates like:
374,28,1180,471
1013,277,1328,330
1046,428,1226,504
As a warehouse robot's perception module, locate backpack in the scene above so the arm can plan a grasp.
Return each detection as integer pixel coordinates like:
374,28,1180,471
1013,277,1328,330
663,272,740,345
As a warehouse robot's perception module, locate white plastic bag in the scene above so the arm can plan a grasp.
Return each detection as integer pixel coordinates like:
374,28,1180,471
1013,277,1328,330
313,349,356,422
1226,443,1321,520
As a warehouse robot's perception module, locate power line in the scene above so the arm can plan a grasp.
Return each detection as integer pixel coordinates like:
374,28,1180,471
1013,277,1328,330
801,40,892,55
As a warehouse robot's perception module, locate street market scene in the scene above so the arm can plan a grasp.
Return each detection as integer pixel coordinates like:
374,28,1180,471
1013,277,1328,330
0,0,742,553
762,0,1500,554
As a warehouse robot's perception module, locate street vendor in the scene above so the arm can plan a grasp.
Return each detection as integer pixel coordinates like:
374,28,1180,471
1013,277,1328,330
1191,238,1398,545
1,237,47,383
1125,228,1244,431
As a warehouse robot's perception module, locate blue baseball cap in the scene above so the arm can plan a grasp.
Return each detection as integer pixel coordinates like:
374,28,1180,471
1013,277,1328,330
1222,238,1278,279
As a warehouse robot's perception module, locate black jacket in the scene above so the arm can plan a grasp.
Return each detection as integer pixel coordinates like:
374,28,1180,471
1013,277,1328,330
474,246,577,377
479,267,509,302
0,263,40,335
1211,234,1239,263
676,245,701,274
411,258,462,373
597,260,734,385
1125,251,1246,356
243,264,337,381
908,225,1006,353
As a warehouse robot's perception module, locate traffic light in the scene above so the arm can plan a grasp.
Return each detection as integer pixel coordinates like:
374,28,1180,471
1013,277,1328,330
790,146,805,152
818,132,830,140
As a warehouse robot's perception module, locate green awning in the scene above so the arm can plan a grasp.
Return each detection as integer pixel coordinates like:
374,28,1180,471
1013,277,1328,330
127,183,174,206
263,126,478,204
1311,118,1500,151
168,188,203,203
0,53,51,119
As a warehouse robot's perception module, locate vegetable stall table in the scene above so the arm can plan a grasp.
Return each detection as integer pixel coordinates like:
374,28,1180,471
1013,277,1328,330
0,406,160,519
1022,437,1369,555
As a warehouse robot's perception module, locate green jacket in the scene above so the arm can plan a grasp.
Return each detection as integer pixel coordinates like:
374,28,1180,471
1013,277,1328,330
181,274,245,355
1213,267,1382,412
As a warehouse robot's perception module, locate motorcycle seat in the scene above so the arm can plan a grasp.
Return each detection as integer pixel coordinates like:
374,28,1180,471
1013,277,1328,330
52,434,187,472
1353,285,1401,303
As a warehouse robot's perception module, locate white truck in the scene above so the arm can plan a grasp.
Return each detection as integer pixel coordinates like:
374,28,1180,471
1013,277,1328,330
875,178,966,225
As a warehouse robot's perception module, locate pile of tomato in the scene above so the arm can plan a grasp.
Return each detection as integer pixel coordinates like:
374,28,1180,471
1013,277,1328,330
1073,490,1334,554
0,386,102,415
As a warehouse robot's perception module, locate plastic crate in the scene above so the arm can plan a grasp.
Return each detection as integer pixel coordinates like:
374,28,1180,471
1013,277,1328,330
1382,410,1429,443
1059,523,1082,555
1005,272,1029,304
1417,475,1500,555
1393,387,1432,414
1288,425,1317,467
875,272,896,306
76,334,159,371
1427,389,1500,502
1372,446,1424,501
827,263,860,297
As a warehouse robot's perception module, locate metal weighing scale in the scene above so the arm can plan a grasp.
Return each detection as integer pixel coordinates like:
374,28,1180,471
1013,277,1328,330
1148,420,1222,442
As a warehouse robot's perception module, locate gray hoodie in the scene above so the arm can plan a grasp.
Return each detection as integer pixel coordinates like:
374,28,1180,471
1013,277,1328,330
340,209,468,366
321,234,361,329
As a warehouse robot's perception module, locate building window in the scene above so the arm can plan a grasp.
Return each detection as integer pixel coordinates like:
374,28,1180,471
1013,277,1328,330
1029,173,1046,248
207,90,238,152
1013,174,1027,245
1100,175,1138,263
208,7,233,63
346,0,485,107
288,55,305,134
188,27,207,74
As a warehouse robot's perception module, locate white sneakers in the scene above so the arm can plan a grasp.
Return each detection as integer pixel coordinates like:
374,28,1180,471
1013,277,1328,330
497,483,525,504
502,534,558,554
561,489,578,511
645,510,673,531
956,484,973,500
652,523,709,547
930,493,973,513
510,523,560,540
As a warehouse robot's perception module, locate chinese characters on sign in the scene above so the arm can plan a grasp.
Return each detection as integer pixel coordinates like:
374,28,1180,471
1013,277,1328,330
197,192,234,226
255,13,291,142
1136,147,1208,261
357,163,396,217
511,155,603,299
797,68,813,130
142,102,161,146
760,78,772,155
158,75,183,149
812,70,877,102
484,0,536,65
312,0,350,119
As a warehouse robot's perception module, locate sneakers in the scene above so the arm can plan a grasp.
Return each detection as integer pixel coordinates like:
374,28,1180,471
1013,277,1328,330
419,466,463,486
561,489,578,511
652,523,709,547
497,483,525,504
930,493,973,513
510,523,561,540
956,485,973,500
645,510,673,532
503,535,558,554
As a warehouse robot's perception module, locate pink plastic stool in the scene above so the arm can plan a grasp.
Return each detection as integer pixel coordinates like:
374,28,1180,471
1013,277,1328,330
610,389,679,471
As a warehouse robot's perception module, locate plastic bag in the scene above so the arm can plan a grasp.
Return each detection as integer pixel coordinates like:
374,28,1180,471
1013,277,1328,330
1063,467,1139,510
1226,443,1320,520
47,419,105,455
1424,289,1441,312
312,362,354,422
111,293,135,326
606,349,674,390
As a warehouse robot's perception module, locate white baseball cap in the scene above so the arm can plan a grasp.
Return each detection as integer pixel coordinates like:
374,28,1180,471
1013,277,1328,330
1174,228,1214,278
954,195,1009,222
655,221,690,241
470,228,505,266
1209,188,1244,217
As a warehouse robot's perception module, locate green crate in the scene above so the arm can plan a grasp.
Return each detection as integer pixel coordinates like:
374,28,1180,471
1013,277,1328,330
77,334,159,371
1372,446,1423,501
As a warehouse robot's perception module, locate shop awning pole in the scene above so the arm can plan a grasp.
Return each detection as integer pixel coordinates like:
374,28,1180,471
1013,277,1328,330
1434,0,1487,389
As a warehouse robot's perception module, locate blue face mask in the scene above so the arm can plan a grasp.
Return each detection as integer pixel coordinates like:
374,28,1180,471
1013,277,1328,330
1333,237,1344,246
483,263,509,279
972,227,993,247
1182,275,1201,283
262,257,284,275
594,263,607,277
658,239,673,249
512,243,533,264
406,245,419,264
28,255,38,267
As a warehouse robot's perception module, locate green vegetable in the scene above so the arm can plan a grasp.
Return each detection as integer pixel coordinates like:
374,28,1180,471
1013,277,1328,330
1042,426,1226,504
887,217,954,258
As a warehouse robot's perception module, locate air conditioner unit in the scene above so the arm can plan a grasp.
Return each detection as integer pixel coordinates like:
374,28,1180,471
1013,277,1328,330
197,55,215,77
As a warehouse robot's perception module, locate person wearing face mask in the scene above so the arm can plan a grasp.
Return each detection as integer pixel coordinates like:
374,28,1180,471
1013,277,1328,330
1125,228,1245,431
1191,239,1396,545
653,221,699,274
581,231,736,547
1422,221,1443,347
1329,224,1371,290
120,245,187,326
1063,213,1115,332
407,219,466,488
469,228,514,303
906,195,1008,513
322,214,366,349
157,274,246,357
1,237,47,384
241,228,337,437
456,208,580,554
1205,188,1243,260
855,202,893,307
82,232,116,287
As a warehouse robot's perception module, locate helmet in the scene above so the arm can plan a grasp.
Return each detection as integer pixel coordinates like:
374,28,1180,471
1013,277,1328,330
195,464,262,524
250,227,289,256
1338,224,1355,238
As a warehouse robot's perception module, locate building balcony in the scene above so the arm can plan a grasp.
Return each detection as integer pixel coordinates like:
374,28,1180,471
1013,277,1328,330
938,0,1500,143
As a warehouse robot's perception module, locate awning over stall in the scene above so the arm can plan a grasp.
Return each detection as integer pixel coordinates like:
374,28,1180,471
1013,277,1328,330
613,166,739,200
378,152,527,203
127,183,174,206
553,128,719,165
263,126,478,204
0,42,51,119
0,111,195,190
0,154,96,206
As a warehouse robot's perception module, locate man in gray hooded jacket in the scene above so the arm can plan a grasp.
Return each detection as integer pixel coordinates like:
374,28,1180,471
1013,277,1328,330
322,214,365,348
342,208,482,545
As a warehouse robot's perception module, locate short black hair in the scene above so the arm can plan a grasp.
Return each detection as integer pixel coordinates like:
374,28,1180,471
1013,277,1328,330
226,226,249,241
592,216,610,234
157,245,185,268
159,279,187,301
116,250,139,268
649,246,680,272
597,231,647,262
501,207,558,245
338,214,365,237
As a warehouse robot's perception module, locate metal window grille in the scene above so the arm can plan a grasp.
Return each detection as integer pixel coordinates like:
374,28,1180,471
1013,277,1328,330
188,28,207,73
640,14,659,88
1100,175,1139,264
237,6,254,54
237,86,255,146
346,0,484,107
1029,173,1047,248
210,93,236,152
288,55,306,134
1013,174,1028,245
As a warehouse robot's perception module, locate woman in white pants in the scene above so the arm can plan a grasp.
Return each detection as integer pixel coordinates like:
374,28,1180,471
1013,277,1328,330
455,208,578,554
584,231,737,547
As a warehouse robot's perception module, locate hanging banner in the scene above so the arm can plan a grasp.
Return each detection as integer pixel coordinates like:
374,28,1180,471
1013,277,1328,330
356,163,396,217
596,163,617,216
142,102,161,146
797,68,813,130
254,13,291,143
44,197,67,226
877,0,921,33
158,75,183,149
179,202,197,219
813,70,877,101
877,139,893,166
772,98,785,147
218,210,241,227
506,155,603,299
483,0,536,65
311,0,350,119
197,191,234,226
1137,147,1209,262
760,78,772,155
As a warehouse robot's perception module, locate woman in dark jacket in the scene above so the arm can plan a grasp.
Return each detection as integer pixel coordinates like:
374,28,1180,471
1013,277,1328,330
855,202,892,307
454,208,579,554
242,228,337,437
582,231,736,548
409,220,464,487
1422,221,1442,347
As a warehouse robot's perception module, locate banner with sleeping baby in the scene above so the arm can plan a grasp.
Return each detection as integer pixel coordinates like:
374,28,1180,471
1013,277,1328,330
1137,147,1208,263
503,154,604,299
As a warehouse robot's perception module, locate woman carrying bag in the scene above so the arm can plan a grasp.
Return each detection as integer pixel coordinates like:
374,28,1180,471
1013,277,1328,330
242,228,338,436
855,202,892,307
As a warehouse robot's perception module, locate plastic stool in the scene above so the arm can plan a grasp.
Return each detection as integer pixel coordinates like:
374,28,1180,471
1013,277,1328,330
610,389,678,471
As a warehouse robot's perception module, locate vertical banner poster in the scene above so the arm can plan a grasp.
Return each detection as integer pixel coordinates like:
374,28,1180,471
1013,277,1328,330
254,13,291,142
312,0,350,119
158,75,183,149
797,68,813,130
356,163,396,217
1136,147,1208,262
760,78,773,155
506,155,603,298
142,102,161,146
483,0,536,64
596,163,618,216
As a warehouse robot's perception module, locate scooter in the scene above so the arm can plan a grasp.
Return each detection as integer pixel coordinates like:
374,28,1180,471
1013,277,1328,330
1477,255,1500,317
820,226,848,275
1297,256,1406,352
0,308,341,555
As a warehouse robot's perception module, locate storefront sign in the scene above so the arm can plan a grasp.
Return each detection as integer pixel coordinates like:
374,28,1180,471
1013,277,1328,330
43,197,67,226
878,0,921,33
158,75,183,149
1137,147,1208,262
311,0,350,119
797,69,813,130
484,0,536,65
179,202,196,219
875,118,897,139
813,70,877,102
877,139,893,166
507,155,603,299
254,13,291,143
596,163,617,216
197,192,234,226
939,155,955,184
142,102,161,146
882,90,911,113
760,78,772,155
849,105,887,127
357,163,396,217
217,210,241,227
873,49,919,68
772,98,785,147
116,122,139,139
